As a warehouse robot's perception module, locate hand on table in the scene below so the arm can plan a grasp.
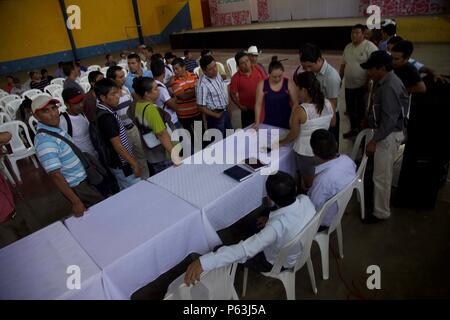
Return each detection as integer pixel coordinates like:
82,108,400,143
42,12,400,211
72,200,87,217
184,259,204,286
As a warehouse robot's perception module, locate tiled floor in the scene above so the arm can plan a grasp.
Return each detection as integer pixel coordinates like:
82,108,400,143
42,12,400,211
1,43,449,299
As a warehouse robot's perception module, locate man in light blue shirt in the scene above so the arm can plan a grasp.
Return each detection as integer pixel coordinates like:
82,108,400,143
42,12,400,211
308,129,356,228
124,53,153,94
184,172,316,285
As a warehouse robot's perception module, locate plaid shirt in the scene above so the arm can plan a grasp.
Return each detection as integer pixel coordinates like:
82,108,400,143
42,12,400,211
196,74,228,111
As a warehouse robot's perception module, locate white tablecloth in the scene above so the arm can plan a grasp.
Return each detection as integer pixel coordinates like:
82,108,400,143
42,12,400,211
0,222,105,300
64,181,221,300
149,125,296,231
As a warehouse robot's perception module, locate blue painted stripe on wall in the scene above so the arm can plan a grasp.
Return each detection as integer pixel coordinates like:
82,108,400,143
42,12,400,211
0,3,192,75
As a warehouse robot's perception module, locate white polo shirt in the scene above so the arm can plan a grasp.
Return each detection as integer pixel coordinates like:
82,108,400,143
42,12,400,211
343,40,378,89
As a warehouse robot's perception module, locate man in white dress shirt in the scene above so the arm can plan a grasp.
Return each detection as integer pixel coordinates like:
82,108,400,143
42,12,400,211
184,171,316,285
308,129,356,229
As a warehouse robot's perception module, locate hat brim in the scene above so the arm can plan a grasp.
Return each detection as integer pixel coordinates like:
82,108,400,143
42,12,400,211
33,98,60,113
66,94,85,104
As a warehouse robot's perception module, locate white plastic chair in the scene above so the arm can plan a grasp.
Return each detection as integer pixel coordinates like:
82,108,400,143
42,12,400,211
79,75,89,84
87,65,101,73
0,91,9,98
44,84,63,97
226,58,237,77
51,88,63,99
242,205,321,300
118,63,128,71
164,263,239,300
350,129,374,220
22,89,42,100
50,78,65,86
0,94,21,107
193,67,201,77
5,99,23,120
28,115,38,135
0,112,12,124
100,67,109,76
313,177,357,280
0,155,15,186
0,120,39,183
79,82,91,93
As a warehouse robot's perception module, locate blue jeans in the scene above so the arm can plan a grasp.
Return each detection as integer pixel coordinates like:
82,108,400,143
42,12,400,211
110,167,141,190
206,111,233,138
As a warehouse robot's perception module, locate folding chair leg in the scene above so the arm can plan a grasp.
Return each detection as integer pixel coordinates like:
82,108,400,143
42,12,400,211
315,235,330,280
337,224,344,259
31,156,39,168
279,274,295,300
357,183,365,220
306,257,318,294
242,267,248,297
9,159,21,183
1,165,16,186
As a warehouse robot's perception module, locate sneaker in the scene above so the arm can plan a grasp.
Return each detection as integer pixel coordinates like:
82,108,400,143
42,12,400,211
362,213,387,224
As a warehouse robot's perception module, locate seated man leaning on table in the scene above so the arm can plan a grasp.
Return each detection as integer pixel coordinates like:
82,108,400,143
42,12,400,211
184,171,316,285
33,95,104,217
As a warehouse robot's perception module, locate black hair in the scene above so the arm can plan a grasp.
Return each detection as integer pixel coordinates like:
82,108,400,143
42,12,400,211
132,76,156,98
58,61,64,68
391,40,414,58
352,24,366,32
6,75,14,80
172,57,185,68
150,53,163,63
300,43,322,63
93,78,118,101
387,35,404,46
62,62,75,77
200,49,211,57
268,56,284,73
296,72,325,115
382,23,397,36
150,58,165,77
41,69,48,75
106,54,111,60
266,171,297,208
127,53,141,62
234,51,248,65
164,52,176,60
106,65,123,80
29,71,37,79
200,55,215,71
183,49,190,56
88,70,103,85
310,129,337,160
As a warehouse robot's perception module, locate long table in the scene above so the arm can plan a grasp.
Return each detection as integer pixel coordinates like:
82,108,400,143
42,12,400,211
64,181,221,299
149,125,295,231
0,222,105,300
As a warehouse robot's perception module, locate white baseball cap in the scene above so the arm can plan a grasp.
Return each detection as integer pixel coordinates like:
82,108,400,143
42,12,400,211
247,46,261,56
31,95,60,113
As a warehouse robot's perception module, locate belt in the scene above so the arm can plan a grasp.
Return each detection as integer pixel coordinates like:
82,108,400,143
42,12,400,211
211,108,226,113
124,123,135,130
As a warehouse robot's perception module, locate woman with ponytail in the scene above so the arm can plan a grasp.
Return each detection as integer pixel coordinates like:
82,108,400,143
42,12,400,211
254,56,298,129
279,71,334,189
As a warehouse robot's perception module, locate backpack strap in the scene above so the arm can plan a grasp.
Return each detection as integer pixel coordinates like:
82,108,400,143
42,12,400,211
61,112,73,137
36,129,88,170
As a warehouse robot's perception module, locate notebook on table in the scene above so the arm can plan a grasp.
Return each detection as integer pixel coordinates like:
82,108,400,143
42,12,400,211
223,165,254,182
242,157,267,172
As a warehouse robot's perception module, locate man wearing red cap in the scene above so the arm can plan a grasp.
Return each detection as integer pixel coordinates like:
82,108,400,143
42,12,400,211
60,87,98,158
33,95,103,217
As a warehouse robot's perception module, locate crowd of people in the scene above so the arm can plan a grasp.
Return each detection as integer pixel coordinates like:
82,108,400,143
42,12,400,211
1,19,448,294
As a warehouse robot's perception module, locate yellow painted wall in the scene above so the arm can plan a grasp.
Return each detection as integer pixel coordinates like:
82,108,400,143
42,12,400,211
189,0,204,30
0,0,70,62
397,15,450,43
70,0,138,48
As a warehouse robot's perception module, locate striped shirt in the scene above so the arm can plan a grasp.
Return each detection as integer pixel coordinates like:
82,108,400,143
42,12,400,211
30,79,49,91
97,102,134,164
196,74,228,111
172,72,200,119
116,86,134,127
34,122,87,188
184,58,198,73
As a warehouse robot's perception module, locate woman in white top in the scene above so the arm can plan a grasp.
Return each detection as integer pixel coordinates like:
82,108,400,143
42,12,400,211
280,71,334,189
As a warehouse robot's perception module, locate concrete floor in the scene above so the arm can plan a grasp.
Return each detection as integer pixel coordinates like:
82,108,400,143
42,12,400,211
1,43,450,299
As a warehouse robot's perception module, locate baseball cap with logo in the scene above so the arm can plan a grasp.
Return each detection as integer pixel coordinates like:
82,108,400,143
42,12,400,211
31,95,60,113
61,87,85,104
